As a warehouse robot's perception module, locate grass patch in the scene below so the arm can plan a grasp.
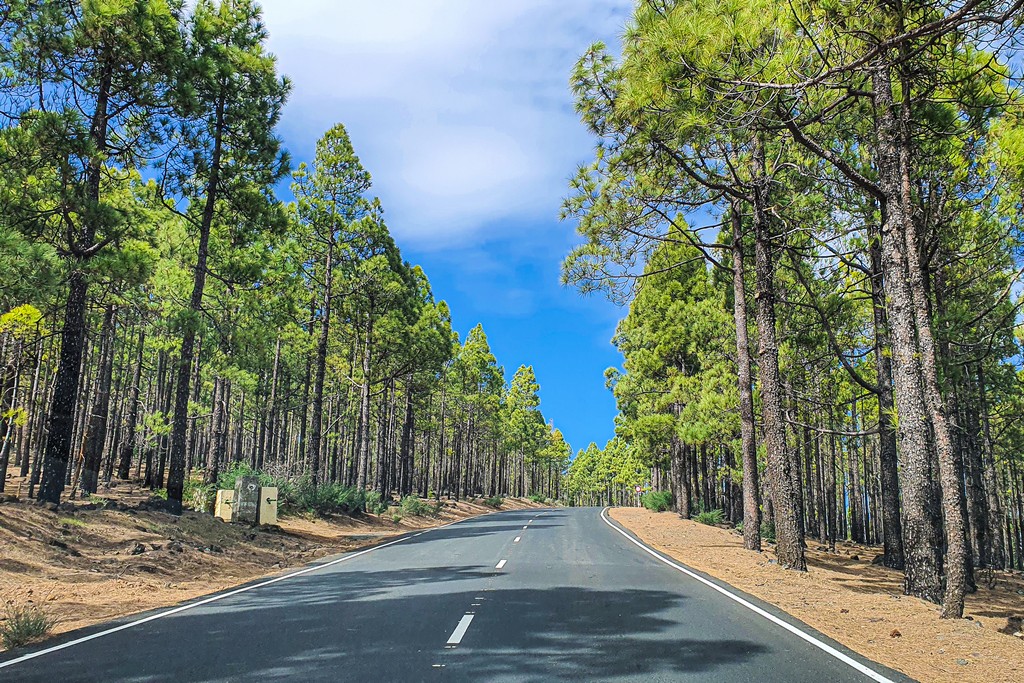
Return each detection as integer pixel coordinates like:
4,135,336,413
399,495,435,517
1,605,56,650
694,508,725,526
641,490,673,512
57,517,86,528
484,496,503,508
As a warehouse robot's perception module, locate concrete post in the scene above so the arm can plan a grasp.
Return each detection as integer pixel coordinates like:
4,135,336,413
233,475,260,525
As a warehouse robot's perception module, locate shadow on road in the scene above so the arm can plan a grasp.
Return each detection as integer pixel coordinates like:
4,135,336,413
7,569,767,682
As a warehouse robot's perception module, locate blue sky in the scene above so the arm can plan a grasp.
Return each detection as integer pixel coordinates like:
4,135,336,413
258,0,633,453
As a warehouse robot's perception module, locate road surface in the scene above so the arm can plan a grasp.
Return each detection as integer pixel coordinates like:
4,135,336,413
0,507,909,682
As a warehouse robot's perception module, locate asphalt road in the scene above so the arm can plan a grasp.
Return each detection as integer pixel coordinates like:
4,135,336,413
0,507,910,682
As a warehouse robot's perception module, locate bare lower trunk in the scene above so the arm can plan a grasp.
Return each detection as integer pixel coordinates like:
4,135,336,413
872,63,944,603
308,240,334,489
750,137,805,571
731,203,761,551
167,92,225,513
81,305,116,494
868,227,905,568
356,317,373,491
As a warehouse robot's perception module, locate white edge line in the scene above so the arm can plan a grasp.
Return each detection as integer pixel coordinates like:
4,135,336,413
600,508,896,683
0,510,499,671
446,614,475,645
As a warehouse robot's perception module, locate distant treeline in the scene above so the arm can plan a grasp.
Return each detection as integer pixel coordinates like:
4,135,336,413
0,1,569,512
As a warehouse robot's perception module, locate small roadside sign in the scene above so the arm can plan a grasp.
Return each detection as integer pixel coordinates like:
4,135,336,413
635,485,642,493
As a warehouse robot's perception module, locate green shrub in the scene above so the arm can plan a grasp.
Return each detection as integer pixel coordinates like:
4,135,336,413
484,496,503,508
183,479,216,513
694,508,725,526
391,514,403,523
527,493,546,504
399,495,434,517
151,488,168,500
1,605,55,650
216,462,273,491
276,479,365,516
641,490,673,512
364,490,388,515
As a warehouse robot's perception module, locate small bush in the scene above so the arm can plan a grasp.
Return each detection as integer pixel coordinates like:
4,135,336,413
151,488,168,500
183,479,216,513
1,605,55,650
391,514,403,523
364,490,388,515
276,480,366,516
216,462,273,491
484,496,503,508
399,495,434,517
641,490,673,512
694,508,725,526
527,493,546,503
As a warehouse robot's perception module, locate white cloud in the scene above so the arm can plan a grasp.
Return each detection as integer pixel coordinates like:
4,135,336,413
259,0,630,247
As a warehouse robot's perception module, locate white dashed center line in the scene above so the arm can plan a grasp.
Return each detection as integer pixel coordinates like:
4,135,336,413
446,615,475,645
495,559,507,569
514,536,521,543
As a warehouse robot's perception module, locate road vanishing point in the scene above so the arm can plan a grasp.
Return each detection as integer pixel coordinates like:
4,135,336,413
0,507,910,682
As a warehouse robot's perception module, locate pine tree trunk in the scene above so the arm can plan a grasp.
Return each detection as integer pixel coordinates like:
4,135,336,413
751,137,805,570
167,91,226,513
81,305,116,494
896,82,968,617
730,205,762,550
868,226,906,568
977,365,1005,568
872,63,945,604
356,317,373,490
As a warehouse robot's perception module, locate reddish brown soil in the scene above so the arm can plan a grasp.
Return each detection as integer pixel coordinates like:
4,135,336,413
610,507,1024,683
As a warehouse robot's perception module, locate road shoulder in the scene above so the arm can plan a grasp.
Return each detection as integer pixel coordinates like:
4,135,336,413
607,506,1023,683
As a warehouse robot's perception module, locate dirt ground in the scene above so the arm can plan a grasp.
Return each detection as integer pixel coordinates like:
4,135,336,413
0,467,544,650
610,507,1024,683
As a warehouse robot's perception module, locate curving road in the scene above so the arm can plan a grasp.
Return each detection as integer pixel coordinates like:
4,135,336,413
0,507,910,682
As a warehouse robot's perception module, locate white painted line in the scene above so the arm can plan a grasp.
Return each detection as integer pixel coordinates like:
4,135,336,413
523,525,528,529
0,511,500,671
514,536,521,543
599,508,896,683
495,559,507,569
446,614,475,645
